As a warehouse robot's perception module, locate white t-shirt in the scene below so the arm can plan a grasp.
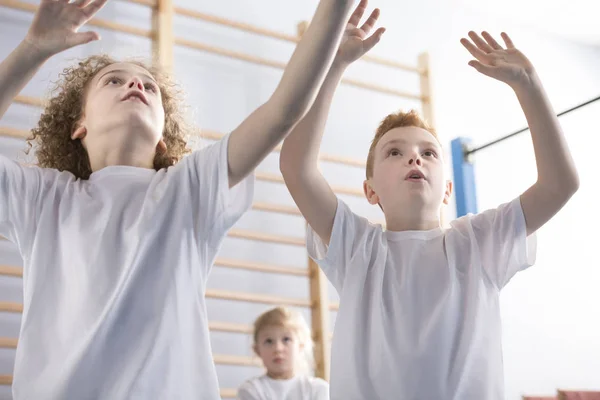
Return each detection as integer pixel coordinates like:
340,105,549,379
237,375,329,400
307,197,536,400
0,134,254,399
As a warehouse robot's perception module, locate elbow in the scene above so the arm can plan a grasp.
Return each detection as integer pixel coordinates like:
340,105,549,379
279,147,295,180
567,171,580,197
279,145,311,183
540,168,580,202
562,166,580,198
268,93,315,131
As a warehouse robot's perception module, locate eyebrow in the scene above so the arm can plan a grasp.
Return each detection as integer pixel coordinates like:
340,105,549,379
380,138,440,151
96,69,158,85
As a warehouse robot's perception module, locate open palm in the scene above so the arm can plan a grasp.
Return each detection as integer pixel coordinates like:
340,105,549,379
335,0,385,66
461,31,535,87
26,0,109,57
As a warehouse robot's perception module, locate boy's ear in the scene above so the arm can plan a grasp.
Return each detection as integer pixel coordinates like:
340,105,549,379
71,124,87,141
443,180,453,205
252,344,259,356
363,179,380,205
156,138,167,154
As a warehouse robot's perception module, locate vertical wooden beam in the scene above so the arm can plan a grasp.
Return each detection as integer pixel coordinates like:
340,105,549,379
152,0,174,73
297,19,331,381
418,52,446,225
309,257,331,381
418,52,435,128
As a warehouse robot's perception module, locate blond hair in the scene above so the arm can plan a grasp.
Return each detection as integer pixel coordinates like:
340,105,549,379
253,306,314,374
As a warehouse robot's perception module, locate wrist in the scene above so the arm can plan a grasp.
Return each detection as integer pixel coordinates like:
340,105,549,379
20,36,54,63
511,69,542,95
330,59,349,75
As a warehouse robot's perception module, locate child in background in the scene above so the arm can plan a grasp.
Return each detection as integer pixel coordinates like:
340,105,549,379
237,307,329,400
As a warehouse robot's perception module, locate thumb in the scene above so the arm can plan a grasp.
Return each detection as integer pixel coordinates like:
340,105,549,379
363,27,385,53
66,31,101,48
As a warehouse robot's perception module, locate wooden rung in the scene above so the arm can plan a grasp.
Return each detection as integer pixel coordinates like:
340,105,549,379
125,0,155,7
0,265,22,277
0,0,152,37
0,302,23,313
214,258,308,276
255,171,363,197
175,37,286,70
252,202,301,216
329,302,339,311
205,288,311,308
213,353,262,367
209,321,253,334
341,77,423,101
220,388,237,398
174,6,297,43
228,229,304,246
0,338,18,348
0,126,28,140
0,375,12,385
13,95,44,108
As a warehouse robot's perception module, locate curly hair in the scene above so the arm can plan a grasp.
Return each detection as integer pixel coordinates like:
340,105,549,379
27,55,191,180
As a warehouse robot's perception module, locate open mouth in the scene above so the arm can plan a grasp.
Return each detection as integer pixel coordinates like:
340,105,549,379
122,91,148,105
405,169,425,181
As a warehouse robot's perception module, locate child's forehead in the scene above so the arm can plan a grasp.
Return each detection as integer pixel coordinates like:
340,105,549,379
377,126,440,149
258,325,293,337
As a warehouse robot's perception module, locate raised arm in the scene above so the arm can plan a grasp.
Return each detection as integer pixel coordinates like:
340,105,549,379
280,0,384,245
0,0,108,121
226,0,356,188
461,31,579,236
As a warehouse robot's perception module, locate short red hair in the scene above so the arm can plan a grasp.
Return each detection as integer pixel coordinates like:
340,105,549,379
366,109,438,179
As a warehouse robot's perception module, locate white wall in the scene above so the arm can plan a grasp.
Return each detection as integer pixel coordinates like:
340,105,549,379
0,0,599,399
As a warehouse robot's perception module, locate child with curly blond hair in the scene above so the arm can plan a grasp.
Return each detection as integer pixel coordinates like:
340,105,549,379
0,0,356,398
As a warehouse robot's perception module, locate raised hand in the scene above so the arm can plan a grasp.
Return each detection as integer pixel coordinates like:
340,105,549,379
461,31,536,88
25,0,109,58
334,0,385,67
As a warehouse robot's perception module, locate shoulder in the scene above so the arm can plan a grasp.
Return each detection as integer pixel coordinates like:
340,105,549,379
302,375,329,392
237,377,263,399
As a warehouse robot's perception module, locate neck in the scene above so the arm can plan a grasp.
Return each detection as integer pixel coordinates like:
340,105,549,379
384,208,441,232
87,136,157,172
266,370,295,380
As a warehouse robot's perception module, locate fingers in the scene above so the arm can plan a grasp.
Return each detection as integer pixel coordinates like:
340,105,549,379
359,8,380,35
501,32,515,49
363,27,385,53
348,0,368,28
81,0,109,18
481,31,503,50
467,60,497,78
460,37,490,62
467,31,494,53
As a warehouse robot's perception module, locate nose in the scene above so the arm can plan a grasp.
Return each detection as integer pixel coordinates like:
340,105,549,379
128,77,144,91
408,153,422,166
274,340,284,351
